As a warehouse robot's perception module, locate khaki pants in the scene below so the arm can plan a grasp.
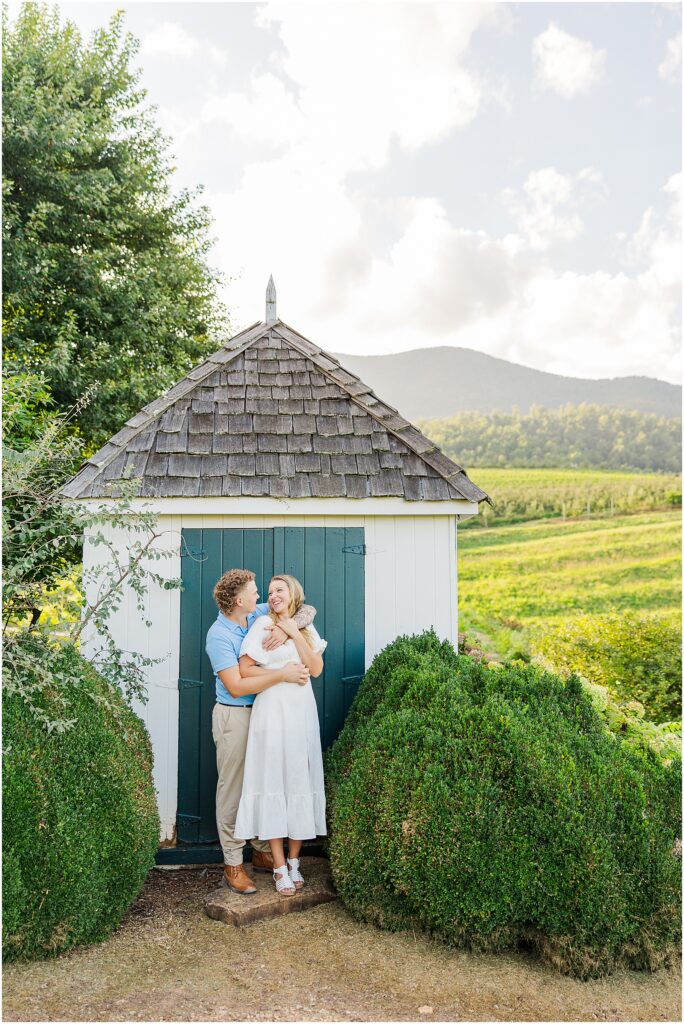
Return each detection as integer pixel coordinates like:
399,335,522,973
212,703,271,866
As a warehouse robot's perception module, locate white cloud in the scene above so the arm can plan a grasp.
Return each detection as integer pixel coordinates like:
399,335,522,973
199,2,502,326
210,171,680,382
502,166,605,251
506,268,679,382
253,2,499,172
206,152,368,326
189,7,678,385
141,22,199,58
356,199,523,335
201,73,304,147
533,23,606,99
141,22,226,65
629,173,682,293
282,178,679,383
659,33,682,81
155,104,200,150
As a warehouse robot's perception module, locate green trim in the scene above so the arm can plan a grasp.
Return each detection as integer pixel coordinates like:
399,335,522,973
177,526,365,844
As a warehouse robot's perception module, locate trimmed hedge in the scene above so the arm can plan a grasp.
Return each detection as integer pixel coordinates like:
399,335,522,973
326,631,681,979
3,643,160,960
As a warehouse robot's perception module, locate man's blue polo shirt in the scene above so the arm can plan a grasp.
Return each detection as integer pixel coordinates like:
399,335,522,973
205,604,269,706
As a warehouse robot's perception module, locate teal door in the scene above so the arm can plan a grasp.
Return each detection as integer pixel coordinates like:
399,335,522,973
177,526,365,844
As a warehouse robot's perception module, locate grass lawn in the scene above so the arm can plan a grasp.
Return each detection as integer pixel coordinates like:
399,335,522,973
458,510,682,656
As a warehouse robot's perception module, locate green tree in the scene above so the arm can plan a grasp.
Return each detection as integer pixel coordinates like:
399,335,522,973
3,3,226,451
419,404,682,474
3,370,182,722
2,370,85,625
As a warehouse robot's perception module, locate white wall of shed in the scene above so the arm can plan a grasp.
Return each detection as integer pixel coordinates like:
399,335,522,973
363,515,458,660
81,512,458,843
81,518,183,843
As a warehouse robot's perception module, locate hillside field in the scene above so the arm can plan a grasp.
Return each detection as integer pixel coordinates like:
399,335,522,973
462,467,681,526
458,509,681,658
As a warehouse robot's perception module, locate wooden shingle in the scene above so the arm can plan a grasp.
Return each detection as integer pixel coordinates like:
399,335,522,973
62,320,490,505
257,434,287,453
187,434,212,455
127,430,156,453
201,455,228,476
214,434,244,454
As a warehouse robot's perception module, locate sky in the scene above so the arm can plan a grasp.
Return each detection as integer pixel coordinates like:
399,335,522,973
11,1,683,382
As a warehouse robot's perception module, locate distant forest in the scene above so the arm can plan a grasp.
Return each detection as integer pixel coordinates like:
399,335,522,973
419,405,682,473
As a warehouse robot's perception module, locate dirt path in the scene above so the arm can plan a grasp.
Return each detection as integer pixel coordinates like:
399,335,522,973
3,866,680,1022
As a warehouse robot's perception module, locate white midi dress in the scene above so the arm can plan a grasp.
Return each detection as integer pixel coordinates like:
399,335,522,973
234,616,327,841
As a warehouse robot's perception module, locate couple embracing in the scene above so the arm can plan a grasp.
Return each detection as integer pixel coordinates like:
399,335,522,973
205,569,327,897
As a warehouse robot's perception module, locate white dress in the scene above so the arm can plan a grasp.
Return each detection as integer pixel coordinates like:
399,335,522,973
234,616,327,841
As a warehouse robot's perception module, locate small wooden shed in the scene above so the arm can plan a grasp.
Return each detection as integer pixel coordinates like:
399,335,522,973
64,284,488,849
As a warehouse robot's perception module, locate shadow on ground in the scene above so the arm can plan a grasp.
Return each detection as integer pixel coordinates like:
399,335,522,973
3,865,681,1022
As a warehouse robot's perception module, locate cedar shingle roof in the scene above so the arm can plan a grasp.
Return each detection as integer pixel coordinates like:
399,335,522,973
62,320,489,503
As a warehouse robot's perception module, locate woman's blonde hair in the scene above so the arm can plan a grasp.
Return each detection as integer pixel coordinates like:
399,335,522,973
268,574,315,648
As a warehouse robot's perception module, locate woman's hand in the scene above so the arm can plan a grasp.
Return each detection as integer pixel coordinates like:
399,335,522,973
275,616,300,639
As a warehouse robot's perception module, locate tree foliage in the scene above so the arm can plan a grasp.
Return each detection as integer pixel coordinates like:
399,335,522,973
3,370,182,731
3,370,85,621
531,613,682,723
419,404,682,474
3,3,226,450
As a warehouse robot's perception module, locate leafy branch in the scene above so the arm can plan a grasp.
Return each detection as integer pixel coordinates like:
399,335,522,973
3,370,182,728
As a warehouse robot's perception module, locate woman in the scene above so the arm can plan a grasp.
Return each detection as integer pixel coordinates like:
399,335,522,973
234,574,327,895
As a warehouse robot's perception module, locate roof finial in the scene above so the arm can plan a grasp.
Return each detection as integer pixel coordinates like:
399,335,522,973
265,275,277,323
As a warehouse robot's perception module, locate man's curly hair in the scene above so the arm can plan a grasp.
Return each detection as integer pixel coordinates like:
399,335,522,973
213,569,255,615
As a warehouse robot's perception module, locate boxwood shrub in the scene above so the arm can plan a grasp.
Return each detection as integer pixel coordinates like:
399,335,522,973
326,631,681,979
3,643,160,960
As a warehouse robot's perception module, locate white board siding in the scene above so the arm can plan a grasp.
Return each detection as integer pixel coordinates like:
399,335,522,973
364,516,458,659
81,519,183,841
81,512,458,841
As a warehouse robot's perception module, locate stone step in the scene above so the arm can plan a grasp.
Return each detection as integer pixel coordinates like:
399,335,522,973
204,856,336,926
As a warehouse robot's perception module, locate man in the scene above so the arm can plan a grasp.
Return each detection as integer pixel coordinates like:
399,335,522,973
205,568,316,894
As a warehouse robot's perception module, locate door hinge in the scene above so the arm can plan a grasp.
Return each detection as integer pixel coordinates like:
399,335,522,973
181,548,206,559
178,677,204,690
342,543,366,555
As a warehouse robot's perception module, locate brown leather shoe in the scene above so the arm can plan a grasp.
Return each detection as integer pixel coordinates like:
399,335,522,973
251,849,275,873
222,863,257,895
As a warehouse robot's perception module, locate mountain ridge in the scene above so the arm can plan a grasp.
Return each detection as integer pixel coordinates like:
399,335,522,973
332,347,681,420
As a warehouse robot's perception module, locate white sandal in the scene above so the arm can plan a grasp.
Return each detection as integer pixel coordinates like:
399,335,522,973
273,863,295,896
287,857,305,890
